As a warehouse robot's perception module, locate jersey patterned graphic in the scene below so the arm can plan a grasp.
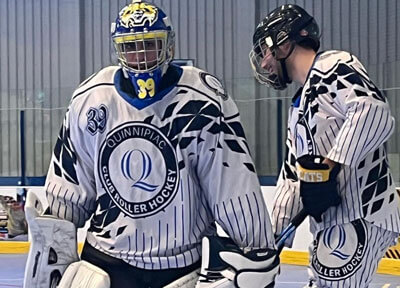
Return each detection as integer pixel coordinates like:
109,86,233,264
273,51,400,244
45,65,275,270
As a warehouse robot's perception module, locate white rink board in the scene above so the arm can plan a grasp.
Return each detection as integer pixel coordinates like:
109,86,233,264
0,186,313,251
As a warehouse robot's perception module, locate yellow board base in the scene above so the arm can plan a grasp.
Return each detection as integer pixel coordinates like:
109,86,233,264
280,249,400,276
385,240,400,259
0,241,84,254
1,242,399,276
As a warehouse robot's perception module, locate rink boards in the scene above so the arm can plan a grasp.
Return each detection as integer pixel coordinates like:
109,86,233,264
0,186,399,276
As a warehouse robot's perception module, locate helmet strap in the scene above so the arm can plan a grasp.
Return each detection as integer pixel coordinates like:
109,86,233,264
279,59,291,86
277,41,296,85
122,66,129,79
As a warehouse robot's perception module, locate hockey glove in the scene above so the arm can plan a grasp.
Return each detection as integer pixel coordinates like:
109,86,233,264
197,236,279,288
297,155,341,222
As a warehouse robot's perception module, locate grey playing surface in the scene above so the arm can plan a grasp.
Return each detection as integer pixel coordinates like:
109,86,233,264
0,254,398,287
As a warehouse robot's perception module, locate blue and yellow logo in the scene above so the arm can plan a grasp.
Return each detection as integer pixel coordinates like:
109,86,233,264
119,2,158,28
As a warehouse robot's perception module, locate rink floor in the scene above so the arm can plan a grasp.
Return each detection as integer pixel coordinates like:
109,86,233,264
0,254,399,288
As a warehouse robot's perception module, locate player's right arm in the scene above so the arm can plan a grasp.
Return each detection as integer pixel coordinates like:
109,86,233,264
271,133,302,247
45,102,97,228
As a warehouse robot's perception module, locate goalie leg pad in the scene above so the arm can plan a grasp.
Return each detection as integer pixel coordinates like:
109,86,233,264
57,260,110,288
195,279,235,288
164,268,200,288
23,191,79,288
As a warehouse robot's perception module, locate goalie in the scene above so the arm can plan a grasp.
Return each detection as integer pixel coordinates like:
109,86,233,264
23,1,279,287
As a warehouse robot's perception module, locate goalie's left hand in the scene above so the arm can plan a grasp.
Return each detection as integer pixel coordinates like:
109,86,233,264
222,247,279,288
197,236,280,288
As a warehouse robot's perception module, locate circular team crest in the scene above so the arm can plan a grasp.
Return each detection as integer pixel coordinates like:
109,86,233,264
312,220,367,281
199,72,228,100
99,122,179,218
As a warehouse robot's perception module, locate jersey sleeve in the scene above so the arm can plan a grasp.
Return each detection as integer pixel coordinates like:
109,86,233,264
271,128,302,247
45,105,97,228
326,60,395,167
196,95,275,249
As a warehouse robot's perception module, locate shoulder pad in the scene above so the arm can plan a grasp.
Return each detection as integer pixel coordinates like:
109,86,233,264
73,66,119,97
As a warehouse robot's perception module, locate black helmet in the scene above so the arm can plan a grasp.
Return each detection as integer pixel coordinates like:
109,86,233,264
249,4,320,89
254,4,320,52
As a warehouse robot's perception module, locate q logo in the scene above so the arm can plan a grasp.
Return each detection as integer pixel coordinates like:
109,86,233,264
99,122,179,218
323,226,350,260
121,150,158,192
312,220,367,280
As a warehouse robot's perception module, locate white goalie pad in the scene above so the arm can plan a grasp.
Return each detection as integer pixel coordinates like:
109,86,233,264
196,279,234,288
163,268,200,288
23,189,45,223
196,278,234,288
57,260,110,288
23,191,79,288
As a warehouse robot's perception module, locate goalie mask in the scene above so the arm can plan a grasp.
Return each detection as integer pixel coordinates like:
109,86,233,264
111,0,175,99
249,4,320,90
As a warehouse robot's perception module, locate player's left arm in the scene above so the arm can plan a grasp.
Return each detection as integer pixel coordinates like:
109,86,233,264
326,60,395,167
196,94,275,250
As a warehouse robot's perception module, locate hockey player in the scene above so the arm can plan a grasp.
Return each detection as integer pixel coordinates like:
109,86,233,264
249,4,400,288
23,1,279,287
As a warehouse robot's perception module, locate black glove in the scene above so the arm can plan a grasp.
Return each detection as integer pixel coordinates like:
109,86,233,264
297,155,341,222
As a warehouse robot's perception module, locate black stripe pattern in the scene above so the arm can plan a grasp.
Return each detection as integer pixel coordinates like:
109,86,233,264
273,50,400,245
45,66,275,270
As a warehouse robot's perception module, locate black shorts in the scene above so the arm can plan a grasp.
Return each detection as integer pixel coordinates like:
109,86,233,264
81,241,201,288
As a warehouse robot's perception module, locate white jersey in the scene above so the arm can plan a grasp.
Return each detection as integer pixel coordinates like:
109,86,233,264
45,65,275,269
273,50,400,243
